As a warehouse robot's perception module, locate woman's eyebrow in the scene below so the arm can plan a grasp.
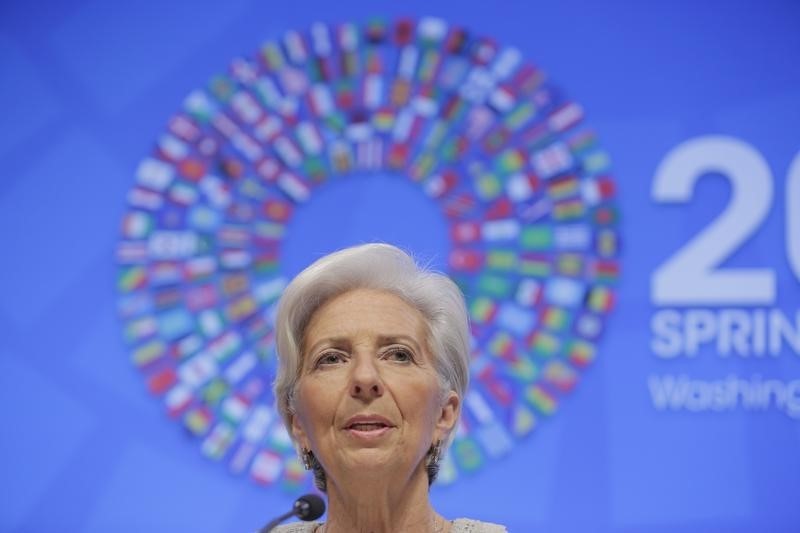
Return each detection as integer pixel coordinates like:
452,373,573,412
305,336,350,355
377,334,422,351
305,334,423,356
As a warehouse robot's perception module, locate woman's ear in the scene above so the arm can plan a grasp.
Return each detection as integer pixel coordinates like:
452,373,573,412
291,413,311,451
434,390,460,441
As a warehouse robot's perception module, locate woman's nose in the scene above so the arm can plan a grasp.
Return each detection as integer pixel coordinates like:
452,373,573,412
349,355,384,399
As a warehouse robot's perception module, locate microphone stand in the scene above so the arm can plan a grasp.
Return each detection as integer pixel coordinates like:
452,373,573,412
258,509,297,533
258,495,325,533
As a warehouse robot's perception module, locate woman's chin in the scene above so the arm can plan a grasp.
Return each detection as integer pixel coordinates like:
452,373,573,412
338,446,400,471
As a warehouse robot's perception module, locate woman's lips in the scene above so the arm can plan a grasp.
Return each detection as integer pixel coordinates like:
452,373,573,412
344,424,393,439
342,415,395,439
349,422,387,431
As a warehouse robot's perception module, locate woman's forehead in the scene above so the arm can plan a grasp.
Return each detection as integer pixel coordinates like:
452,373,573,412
303,288,428,346
309,288,423,330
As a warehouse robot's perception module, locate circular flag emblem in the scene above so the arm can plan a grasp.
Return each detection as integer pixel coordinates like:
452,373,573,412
116,17,619,490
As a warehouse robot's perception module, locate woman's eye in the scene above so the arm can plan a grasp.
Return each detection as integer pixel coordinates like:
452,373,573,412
385,348,414,363
316,352,344,366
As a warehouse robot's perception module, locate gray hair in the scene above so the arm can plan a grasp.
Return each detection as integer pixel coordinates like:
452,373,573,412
273,243,470,471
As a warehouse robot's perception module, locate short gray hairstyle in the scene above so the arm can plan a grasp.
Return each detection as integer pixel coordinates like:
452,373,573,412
273,243,470,449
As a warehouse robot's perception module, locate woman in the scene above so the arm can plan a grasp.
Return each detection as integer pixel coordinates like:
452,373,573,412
272,243,507,532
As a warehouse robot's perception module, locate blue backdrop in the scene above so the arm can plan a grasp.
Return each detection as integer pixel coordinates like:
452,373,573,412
2,1,799,532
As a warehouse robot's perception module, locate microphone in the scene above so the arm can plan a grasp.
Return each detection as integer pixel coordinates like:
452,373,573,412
258,493,326,533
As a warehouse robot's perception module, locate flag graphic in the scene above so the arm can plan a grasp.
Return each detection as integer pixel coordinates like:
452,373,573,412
202,423,236,460
530,142,573,178
424,170,458,198
504,102,535,131
547,174,580,200
553,198,585,220
221,394,251,425
511,405,537,436
281,457,308,490
527,330,560,357
476,274,513,298
581,176,616,204
184,406,214,436
165,384,193,418
525,385,557,415
147,368,177,395
228,441,257,475
121,212,153,239
591,259,620,282
171,333,203,360
453,437,484,472
556,253,584,277
128,187,164,211
515,278,542,307
158,308,194,341
544,277,584,308
124,316,157,343
496,302,536,336
365,18,387,44
482,219,520,241
202,378,230,407
596,228,619,257
520,225,553,250
593,205,618,225
519,253,551,277
475,421,513,458
541,307,570,332
566,339,595,367
133,339,166,368
486,250,517,271
263,198,293,222
442,192,477,218
224,352,258,385
250,451,283,485
574,312,603,340
543,360,577,392
554,224,591,250
547,102,583,133
488,331,515,359
509,354,538,382
582,150,611,174
586,286,615,312
115,17,620,488
470,297,497,323
449,249,484,272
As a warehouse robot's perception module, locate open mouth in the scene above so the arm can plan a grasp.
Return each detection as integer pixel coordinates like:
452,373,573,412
347,422,389,431
343,416,395,437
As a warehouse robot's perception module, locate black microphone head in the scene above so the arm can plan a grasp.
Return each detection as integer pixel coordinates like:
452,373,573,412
293,493,325,521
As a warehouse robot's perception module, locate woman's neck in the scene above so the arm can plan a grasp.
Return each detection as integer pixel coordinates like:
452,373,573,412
321,465,442,533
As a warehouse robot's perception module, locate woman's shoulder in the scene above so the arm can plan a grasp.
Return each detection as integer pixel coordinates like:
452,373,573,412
268,519,506,532
269,521,319,533
451,518,508,532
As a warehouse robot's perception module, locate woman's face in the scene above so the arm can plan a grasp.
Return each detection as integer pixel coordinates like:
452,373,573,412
290,288,459,483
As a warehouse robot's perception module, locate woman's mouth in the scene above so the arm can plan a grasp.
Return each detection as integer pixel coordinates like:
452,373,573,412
348,422,388,431
343,416,395,439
